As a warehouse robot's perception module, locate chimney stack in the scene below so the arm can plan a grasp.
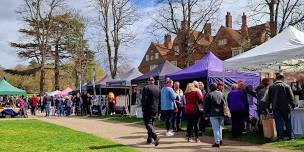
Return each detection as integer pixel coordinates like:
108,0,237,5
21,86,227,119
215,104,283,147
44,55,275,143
226,12,232,28
164,34,172,48
181,20,189,31
241,13,249,39
204,23,212,36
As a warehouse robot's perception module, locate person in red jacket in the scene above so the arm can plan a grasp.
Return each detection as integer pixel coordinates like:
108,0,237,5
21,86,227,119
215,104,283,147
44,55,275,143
31,95,39,116
184,83,204,142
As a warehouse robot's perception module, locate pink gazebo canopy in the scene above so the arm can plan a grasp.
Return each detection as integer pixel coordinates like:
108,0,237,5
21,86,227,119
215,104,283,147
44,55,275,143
58,87,73,96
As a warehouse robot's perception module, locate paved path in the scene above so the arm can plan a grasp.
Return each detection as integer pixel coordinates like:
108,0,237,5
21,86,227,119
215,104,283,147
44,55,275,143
36,116,297,152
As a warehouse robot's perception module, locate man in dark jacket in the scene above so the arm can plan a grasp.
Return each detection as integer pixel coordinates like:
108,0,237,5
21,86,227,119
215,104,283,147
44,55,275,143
266,73,295,140
141,77,160,146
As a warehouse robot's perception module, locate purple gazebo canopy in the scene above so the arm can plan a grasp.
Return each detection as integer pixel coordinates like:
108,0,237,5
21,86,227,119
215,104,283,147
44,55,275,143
167,51,223,80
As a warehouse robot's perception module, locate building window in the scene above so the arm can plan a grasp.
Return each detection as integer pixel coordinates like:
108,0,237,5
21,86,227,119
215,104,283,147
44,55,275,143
171,61,177,66
218,39,227,46
232,47,243,57
146,55,149,61
150,65,157,70
155,53,159,59
174,46,180,55
150,55,154,60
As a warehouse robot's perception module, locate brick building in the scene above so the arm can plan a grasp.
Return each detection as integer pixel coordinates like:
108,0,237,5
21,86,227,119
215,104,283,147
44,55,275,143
138,12,270,74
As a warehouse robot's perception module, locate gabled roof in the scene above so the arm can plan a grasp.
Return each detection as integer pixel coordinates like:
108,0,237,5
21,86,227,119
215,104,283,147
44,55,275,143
152,43,171,56
248,23,270,45
174,30,211,46
213,26,243,46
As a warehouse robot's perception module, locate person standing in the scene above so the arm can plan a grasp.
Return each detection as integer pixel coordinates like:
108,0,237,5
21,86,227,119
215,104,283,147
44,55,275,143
81,92,88,116
30,95,39,116
204,83,225,147
255,78,271,132
65,96,72,116
172,81,184,132
184,83,204,142
161,78,176,136
141,77,160,146
87,93,92,116
227,84,247,138
74,93,82,116
55,96,62,117
44,95,51,117
107,92,116,115
18,97,26,118
198,81,207,136
266,73,295,141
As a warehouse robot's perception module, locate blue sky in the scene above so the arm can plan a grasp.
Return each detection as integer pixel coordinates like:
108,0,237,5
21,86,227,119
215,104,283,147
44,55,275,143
0,0,247,69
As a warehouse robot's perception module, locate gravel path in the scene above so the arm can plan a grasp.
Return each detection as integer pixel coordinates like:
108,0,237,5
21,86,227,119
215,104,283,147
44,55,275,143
36,116,298,152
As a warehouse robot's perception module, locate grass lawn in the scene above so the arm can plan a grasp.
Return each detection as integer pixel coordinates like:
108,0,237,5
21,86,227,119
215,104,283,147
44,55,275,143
0,119,138,152
97,115,304,151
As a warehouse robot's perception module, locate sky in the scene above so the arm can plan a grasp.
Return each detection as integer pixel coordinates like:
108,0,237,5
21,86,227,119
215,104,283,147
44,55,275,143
0,0,247,69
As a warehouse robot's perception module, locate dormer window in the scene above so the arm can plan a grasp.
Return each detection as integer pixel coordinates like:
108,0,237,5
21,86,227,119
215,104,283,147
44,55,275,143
232,47,243,57
150,55,154,60
155,53,159,59
146,55,149,61
218,39,227,46
174,46,180,55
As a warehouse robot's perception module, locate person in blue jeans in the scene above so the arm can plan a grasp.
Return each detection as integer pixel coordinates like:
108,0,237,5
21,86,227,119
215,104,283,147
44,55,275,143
204,83,225,147
44,95,51,117
161,78,176,137
266,73,295,140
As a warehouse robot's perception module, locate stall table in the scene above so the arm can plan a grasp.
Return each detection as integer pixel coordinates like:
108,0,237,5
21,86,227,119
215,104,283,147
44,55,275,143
0,108,20,117
291,108,304,135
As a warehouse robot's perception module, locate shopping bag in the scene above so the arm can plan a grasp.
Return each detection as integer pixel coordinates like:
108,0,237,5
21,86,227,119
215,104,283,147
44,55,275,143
223,100,231,118
261,114,277,139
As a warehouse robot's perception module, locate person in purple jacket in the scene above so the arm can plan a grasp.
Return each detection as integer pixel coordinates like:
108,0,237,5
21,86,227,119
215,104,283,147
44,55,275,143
227,84,247,138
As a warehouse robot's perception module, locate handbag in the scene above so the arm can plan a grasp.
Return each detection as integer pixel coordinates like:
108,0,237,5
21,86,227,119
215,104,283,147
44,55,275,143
261,114,277,139
196,101,204,113
223,100,231,118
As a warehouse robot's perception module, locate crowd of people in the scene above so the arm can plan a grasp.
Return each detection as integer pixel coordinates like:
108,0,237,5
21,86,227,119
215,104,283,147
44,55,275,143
39,92,94,117
141,73,300,147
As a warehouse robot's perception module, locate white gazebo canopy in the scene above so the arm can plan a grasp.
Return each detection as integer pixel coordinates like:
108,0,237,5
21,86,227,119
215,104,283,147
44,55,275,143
224,26,304,72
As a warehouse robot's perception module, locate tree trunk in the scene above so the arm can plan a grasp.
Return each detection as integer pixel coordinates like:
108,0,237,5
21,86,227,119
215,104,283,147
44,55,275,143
54,42,60,90
74,68,79,88
269,0,277,37
40,49,46,95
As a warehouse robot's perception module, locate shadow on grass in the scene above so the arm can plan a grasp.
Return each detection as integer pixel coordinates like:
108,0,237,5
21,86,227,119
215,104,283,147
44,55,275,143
88,144,126,150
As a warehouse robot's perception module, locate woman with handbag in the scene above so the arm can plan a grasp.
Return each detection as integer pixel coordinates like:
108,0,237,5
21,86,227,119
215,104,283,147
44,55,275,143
184,83,204,142
204,83,226,148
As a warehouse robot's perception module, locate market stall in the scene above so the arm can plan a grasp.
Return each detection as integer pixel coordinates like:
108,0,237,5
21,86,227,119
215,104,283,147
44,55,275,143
167,51,260,88
0,79,26,117
224,26,304,136
131,61,181,117
106,68,142,114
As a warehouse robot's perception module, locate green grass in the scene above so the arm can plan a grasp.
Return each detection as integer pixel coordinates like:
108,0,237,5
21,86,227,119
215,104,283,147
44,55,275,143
97,115,304,150
0,119,138,152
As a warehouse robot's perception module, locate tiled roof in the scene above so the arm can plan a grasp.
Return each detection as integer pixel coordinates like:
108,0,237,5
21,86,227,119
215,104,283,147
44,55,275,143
152,43,171,56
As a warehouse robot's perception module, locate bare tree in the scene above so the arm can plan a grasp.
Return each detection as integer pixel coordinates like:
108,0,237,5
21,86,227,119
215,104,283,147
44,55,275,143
12,0,65,95
248,0,304,37
151,0,222,67
92,0,137,78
